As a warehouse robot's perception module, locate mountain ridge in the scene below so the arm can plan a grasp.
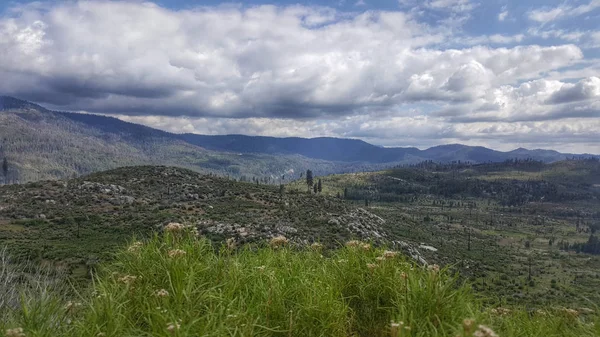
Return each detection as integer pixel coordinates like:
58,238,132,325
1,95,598,183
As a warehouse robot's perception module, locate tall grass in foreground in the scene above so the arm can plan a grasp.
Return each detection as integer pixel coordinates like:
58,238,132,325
2,227,599,336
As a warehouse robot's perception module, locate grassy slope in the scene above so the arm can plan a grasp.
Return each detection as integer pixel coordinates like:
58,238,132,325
287,161,600,308
0,166,391,280
2,231,599,337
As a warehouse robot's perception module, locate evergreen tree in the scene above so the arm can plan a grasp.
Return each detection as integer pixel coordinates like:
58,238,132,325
306,170,313,192
317,179,322,193
313,183,318,194
2,157,7,183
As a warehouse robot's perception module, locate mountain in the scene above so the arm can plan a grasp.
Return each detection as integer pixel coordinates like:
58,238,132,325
1,96,597,183
182,135,598,164
0,96,370,183
180,134,422,163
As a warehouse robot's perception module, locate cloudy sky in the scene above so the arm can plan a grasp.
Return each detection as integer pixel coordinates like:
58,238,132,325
1,0,599,153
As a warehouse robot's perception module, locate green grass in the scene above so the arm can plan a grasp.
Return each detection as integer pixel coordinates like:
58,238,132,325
2,230,599,337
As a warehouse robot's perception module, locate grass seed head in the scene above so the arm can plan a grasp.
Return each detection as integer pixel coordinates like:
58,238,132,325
168,249,187,258
127,241,143,253
473,325,498,337
226,237,236,250
165,222,185,233
64,301,82,312
166,322,181,335
155,289,169,297
345,240,361,248
269,235,289,248
117,275,137,285
428,264,440,273
462,318,475,335
382,250,398,259
5,328,26,337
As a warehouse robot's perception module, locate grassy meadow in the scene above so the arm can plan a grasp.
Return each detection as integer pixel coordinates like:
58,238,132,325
2,228,599,337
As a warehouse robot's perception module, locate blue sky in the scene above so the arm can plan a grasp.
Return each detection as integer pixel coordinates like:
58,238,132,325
0,0,599,153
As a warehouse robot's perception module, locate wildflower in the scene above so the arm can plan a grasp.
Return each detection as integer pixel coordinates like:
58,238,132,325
226,238,236,250
427,264,440,273
256,266,266,272
5,328,25,337
473,325,498,337
536,309,547,316
118,275,137,285
166,322,180,335
345,240,361,248
311,242,324,250
269,235,289,248
168,249,187,258
165,222,185,233
127,241,143,253
400,272,408,280
376,256,385,262
382,250,398,259
361,243,371,251
367,263,377,271
462,319,475,335
155,289,169,298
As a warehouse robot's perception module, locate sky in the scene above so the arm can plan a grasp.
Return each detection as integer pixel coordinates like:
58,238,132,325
0,0,599,153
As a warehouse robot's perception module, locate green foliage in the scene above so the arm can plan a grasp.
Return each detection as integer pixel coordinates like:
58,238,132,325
2,233,599,336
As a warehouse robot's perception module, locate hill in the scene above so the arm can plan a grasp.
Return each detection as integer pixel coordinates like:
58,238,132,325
0,96,378,183
289,159,600,308
1,164,600,336
2,96,598,183
0,166,407,275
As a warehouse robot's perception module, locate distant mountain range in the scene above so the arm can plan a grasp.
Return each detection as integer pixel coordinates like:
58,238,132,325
1,96,597,182
181,134,597,164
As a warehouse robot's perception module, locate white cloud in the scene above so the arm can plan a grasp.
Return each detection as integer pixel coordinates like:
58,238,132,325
0,1,597,152
425,0,474,12
528,0,600,23
498,7,508,21
547,77,600,104
528,28,586,42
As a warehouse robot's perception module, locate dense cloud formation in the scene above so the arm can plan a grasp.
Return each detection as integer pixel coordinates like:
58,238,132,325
0,0,599,152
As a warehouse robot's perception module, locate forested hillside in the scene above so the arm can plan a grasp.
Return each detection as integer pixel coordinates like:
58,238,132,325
0,97,380,183
2,96,597,184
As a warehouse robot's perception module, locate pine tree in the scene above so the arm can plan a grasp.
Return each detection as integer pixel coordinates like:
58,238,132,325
317,179,322,193
2,157,7,183
313,183,318,194
306,170,313,192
